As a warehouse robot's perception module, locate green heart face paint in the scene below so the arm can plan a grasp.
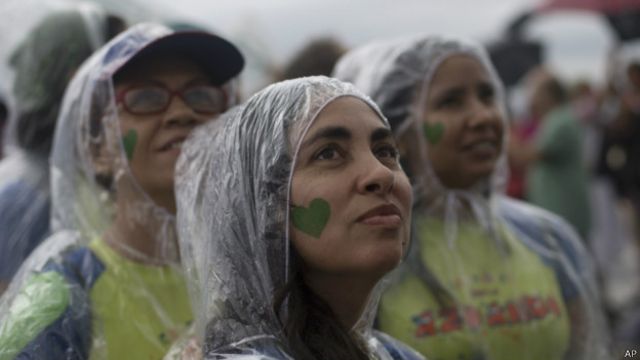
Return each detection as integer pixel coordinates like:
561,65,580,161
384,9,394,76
122,129,138,161
291,198,330,238
423,122,444,145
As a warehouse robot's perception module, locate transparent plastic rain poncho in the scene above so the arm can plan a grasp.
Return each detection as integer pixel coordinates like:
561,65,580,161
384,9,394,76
175,76,423,359
0,23,240,359
334,35,610,360
0,4,112,289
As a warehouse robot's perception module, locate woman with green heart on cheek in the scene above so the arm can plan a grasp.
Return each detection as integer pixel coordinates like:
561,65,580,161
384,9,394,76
175,76,423,359
0,24,244,359
334,35,610,359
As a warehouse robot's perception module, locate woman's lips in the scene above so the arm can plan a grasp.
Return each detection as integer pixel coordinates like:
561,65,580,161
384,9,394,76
157,136,187,152
357,204,402,228
360,214,402,227
463,140,499,158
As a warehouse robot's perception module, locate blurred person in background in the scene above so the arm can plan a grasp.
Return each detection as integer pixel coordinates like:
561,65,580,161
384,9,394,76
505,123,537,200
567,68,639,331
0,96,7,159
276,36,347,81
570,80,599,118
334,34,609,360
0,23,244,359
599,42,640,351
511,68,591,240
505,79,542,201
173,76,423,359
0,4,125,295
597,44,640,231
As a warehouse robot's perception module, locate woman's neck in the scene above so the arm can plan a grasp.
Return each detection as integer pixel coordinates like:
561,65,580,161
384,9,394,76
304,272,377,330
103,192,176,265
104,214,158,264
102,177,179,265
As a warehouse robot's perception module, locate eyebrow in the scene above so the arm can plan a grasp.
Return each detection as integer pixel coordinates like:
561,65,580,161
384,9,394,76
477,81,495,92
432,79,494,99
371,127,393,143
301,126,351,149
433,86,464,101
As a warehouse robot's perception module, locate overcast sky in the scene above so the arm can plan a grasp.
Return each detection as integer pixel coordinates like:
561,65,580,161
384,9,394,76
0,0,618,97
152,0,615,87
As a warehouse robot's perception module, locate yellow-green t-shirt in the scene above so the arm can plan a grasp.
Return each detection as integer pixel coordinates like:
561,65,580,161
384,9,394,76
88,239,193,359
378,219,570,360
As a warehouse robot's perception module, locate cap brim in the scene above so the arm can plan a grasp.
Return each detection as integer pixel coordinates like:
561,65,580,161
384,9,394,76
116,31,245,86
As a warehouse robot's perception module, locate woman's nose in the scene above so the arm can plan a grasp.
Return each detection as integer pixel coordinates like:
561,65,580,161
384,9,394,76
357,154,395,195
162,97,202,127
468,99,501,129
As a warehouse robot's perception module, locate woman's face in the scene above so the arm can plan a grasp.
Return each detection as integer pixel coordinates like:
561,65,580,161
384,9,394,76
113,55,215,213
422,54,504,189
290,96,412,282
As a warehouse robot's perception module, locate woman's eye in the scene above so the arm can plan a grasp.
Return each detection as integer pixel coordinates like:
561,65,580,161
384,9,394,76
314,146,341,161
375,144,399,161
479,85,495,104
438,95,462,109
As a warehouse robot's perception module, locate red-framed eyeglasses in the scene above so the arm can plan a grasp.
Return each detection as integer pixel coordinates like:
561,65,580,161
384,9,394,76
116,84,228,115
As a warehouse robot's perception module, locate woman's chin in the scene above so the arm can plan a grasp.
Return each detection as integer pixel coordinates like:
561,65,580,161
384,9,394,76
362,245,404,278
453,165,496,189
